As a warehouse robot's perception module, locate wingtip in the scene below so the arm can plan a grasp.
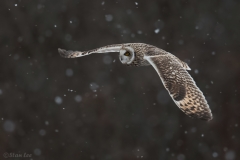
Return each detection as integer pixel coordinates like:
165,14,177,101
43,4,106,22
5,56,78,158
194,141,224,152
185,64,191,70
58,48,63,52
58,48,70,58
200,112,213,121
207,114,213,121
58,48,65,54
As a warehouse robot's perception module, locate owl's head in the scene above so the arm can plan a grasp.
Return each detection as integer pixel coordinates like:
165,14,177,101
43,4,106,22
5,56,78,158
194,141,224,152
119,46,135,65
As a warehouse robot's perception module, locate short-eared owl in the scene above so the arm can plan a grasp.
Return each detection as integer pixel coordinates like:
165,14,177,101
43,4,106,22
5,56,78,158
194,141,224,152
58,43,212,121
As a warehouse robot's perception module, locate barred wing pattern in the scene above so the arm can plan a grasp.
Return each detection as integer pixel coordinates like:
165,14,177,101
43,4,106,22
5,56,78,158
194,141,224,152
58,45,122,58
145,55,212,121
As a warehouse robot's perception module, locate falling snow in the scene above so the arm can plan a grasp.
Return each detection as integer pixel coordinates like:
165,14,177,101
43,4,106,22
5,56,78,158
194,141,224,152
66,68,74,77
55,96,63,104
103,55,112,64
225,151,235,160
75,95,82,102
39,129,46,136
194,69,199,74
212,152,218,158
34,148,41,156
105,15,113,22
3,120,15,132
154,28,160,34
90,83,99,90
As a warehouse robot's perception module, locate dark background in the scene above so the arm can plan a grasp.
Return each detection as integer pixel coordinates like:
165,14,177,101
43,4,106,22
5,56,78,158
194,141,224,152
0,0,239,159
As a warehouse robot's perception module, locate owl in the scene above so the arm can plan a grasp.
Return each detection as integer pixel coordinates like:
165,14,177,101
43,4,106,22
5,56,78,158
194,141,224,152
58,43,213,121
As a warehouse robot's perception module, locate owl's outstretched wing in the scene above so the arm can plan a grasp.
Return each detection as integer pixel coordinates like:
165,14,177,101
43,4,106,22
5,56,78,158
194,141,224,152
144,55,212,121
58,44,122,58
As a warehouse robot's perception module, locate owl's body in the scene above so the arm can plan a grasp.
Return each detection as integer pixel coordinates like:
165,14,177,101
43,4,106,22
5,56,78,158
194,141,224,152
58,43,212,121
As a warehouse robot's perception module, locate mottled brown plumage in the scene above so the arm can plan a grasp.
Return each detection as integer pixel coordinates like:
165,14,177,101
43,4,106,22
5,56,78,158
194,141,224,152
146,55,212,120
58,43,213,121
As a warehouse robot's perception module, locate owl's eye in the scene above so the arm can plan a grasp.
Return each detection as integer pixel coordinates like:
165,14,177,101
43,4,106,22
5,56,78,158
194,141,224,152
124,52,131,56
